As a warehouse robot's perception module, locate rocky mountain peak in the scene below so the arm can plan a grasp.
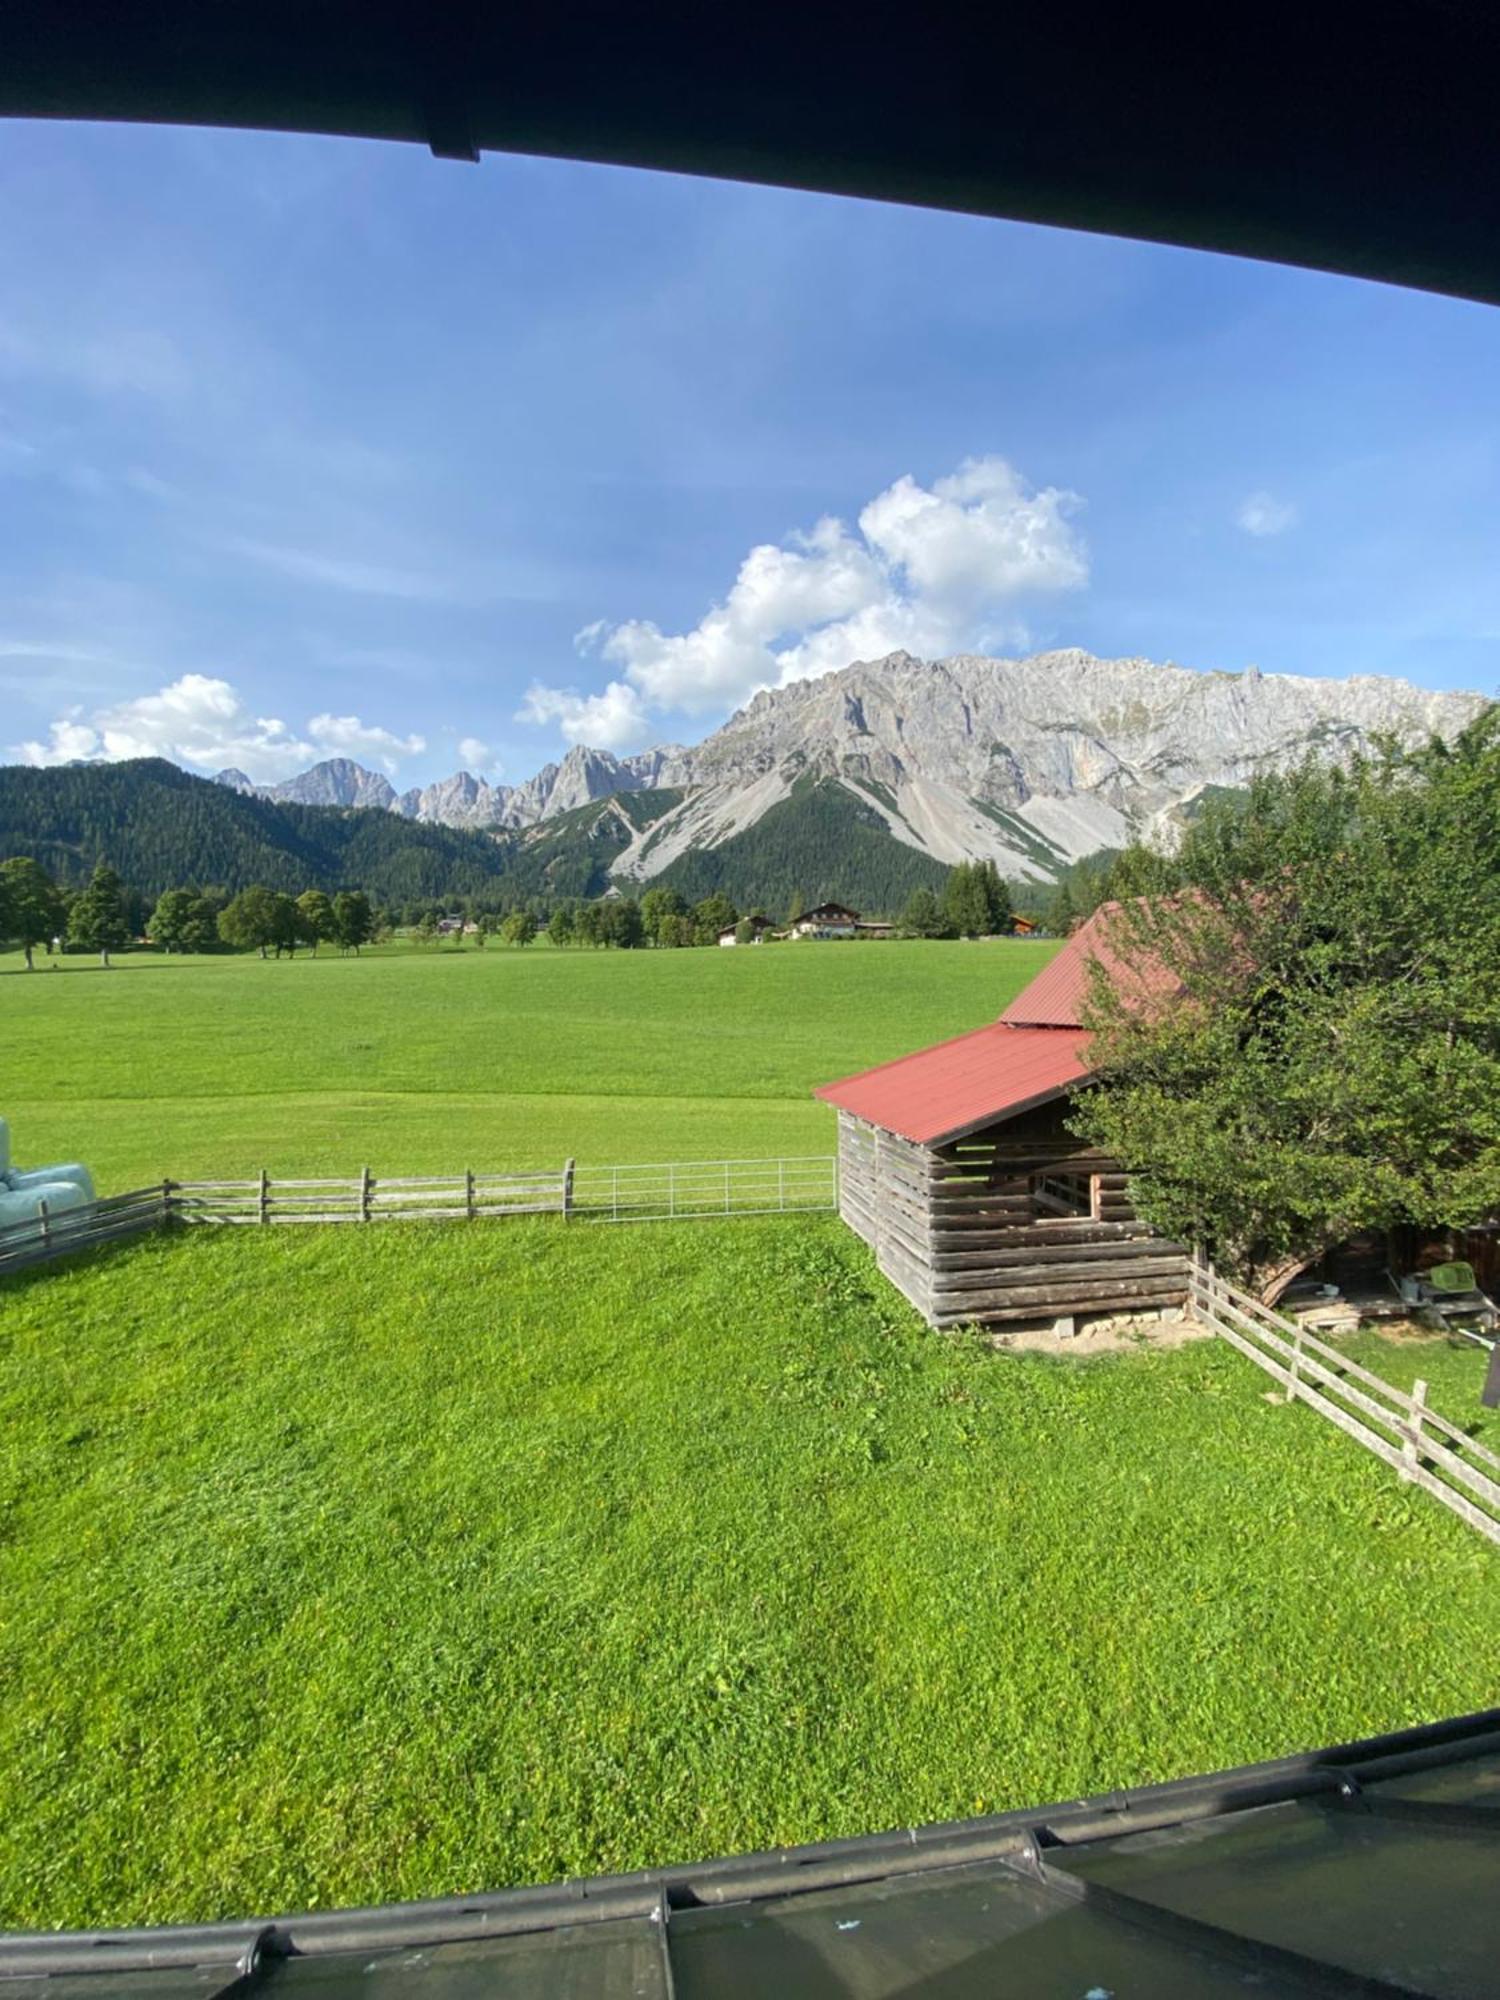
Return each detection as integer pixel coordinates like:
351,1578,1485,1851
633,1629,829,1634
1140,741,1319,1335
207,649,1489,889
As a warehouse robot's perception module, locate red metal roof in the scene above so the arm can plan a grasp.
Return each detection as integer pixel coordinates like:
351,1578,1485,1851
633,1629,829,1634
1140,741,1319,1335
815,1022,1092,1146
998,904,1180,1027
815,904,1182,1144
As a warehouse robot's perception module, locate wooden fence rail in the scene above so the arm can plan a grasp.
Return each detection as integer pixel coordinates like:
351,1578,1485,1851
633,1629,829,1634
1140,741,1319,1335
1189,1254,1500,1546
168,1167,573,1226
0,1185,172,1276
0,1157,839,1276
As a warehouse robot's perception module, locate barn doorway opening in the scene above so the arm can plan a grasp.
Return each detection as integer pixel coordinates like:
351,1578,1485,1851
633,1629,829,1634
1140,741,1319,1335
1030,1170,1097,1221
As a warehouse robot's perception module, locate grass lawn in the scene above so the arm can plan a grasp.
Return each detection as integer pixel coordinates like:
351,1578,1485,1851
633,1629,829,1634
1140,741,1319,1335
0,937,1055,1188
3,1217,1497,1929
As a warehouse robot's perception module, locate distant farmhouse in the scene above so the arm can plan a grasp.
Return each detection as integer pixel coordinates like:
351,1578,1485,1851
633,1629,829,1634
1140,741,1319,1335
816,909,1189,1332
789,902,861,939
717,915,776,946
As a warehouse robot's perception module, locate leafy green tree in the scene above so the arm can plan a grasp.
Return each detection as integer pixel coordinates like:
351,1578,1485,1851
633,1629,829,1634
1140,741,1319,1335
547,903,576,948
296,889,336,954
656,912,695,948
267,892,302,957
591,897,644,948
217,885,281,958
0,856,66,970
67,863,131,967
640,885,686,944
180,895,220,953
501,908,537,947
1076,715,1500,1291
332,890,375,955
573,901,603,948
148,888,196,952
693,892,737,943
900,885,948,938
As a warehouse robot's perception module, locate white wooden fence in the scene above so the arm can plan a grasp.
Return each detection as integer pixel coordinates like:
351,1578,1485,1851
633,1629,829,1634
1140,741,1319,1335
1190,1254,1500,1545
0,1156,839,1276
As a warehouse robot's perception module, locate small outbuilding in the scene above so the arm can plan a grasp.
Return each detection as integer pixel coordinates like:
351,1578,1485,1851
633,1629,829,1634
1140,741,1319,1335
718,915,775,946
816,909,1190,1329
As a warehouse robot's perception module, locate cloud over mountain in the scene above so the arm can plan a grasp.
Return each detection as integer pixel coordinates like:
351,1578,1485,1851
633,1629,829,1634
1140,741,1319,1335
12,673,428,782
523,456,1087,745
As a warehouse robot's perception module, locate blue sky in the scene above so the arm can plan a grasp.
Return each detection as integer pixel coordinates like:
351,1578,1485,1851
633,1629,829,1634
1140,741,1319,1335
3,119,1498,788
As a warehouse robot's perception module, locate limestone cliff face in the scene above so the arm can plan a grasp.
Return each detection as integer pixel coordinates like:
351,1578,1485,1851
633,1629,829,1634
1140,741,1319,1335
394,744,679,829
214,757,398,812
224,651,1488,883
613,649,1485,881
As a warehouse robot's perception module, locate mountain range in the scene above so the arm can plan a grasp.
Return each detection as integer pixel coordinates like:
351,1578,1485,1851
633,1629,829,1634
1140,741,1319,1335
216,648,1489,887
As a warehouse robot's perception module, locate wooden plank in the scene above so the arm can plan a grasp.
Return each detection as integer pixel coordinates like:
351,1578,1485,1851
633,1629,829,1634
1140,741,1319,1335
932,1280,1188,1327
0,1212,163,1274
0,1204,164,1257
1195,1274,1500,1469
1195,1287,1500,1514
1205,1312,1500,1543
930,1237,1184,1270
930,1272,1189,1314
931,1273,1189,1311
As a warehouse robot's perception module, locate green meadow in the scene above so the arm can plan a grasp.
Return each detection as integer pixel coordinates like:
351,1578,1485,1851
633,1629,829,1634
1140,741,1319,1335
5,932,1498,1931
1,936,1055,1186
3,1218,1496,1929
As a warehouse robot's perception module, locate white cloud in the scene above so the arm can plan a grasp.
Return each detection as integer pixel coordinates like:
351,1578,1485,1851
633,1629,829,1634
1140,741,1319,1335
517,678,653,752
11,674,424,783
307,713,426,772
524,455,1087,743
458,736,499,773
1237,491,1298,537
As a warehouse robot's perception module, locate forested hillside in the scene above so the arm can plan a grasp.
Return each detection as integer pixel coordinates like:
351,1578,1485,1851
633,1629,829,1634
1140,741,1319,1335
648,777,949,912
0,760,959,915
0,760,519,901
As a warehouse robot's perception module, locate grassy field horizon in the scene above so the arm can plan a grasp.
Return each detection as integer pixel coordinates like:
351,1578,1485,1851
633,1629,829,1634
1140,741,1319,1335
2,936,1056,1186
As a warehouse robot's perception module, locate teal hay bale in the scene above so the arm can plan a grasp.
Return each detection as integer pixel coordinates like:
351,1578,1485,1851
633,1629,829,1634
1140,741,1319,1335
0,1177,92,1233
0,1115,96,1205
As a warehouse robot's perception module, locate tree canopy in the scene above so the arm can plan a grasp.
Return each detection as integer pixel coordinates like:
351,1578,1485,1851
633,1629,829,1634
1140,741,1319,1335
0,856,67,969
941,860,1013,937
67,863,131,964
1074,716,1500,1288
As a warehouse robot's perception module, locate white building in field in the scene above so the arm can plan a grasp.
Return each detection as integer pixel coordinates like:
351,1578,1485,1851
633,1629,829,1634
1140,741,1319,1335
788,902,860,939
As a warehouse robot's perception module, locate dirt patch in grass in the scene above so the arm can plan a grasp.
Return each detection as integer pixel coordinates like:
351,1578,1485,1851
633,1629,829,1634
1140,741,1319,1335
985,1311,1211,1357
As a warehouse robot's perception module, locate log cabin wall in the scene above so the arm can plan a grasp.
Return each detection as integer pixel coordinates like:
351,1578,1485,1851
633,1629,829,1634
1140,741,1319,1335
836,1103,1190,1329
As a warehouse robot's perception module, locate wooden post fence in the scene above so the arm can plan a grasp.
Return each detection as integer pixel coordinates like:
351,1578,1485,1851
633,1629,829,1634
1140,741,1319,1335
1189,1254,1500,1545
1,1157,838,1277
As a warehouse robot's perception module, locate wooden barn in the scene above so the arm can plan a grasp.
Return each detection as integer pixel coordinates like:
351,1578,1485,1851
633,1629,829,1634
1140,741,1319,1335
816,910,1191,1330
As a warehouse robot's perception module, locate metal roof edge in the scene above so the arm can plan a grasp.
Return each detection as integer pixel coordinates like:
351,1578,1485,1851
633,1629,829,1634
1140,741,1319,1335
918,1071,1095,1148
4,1709,1496,1978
